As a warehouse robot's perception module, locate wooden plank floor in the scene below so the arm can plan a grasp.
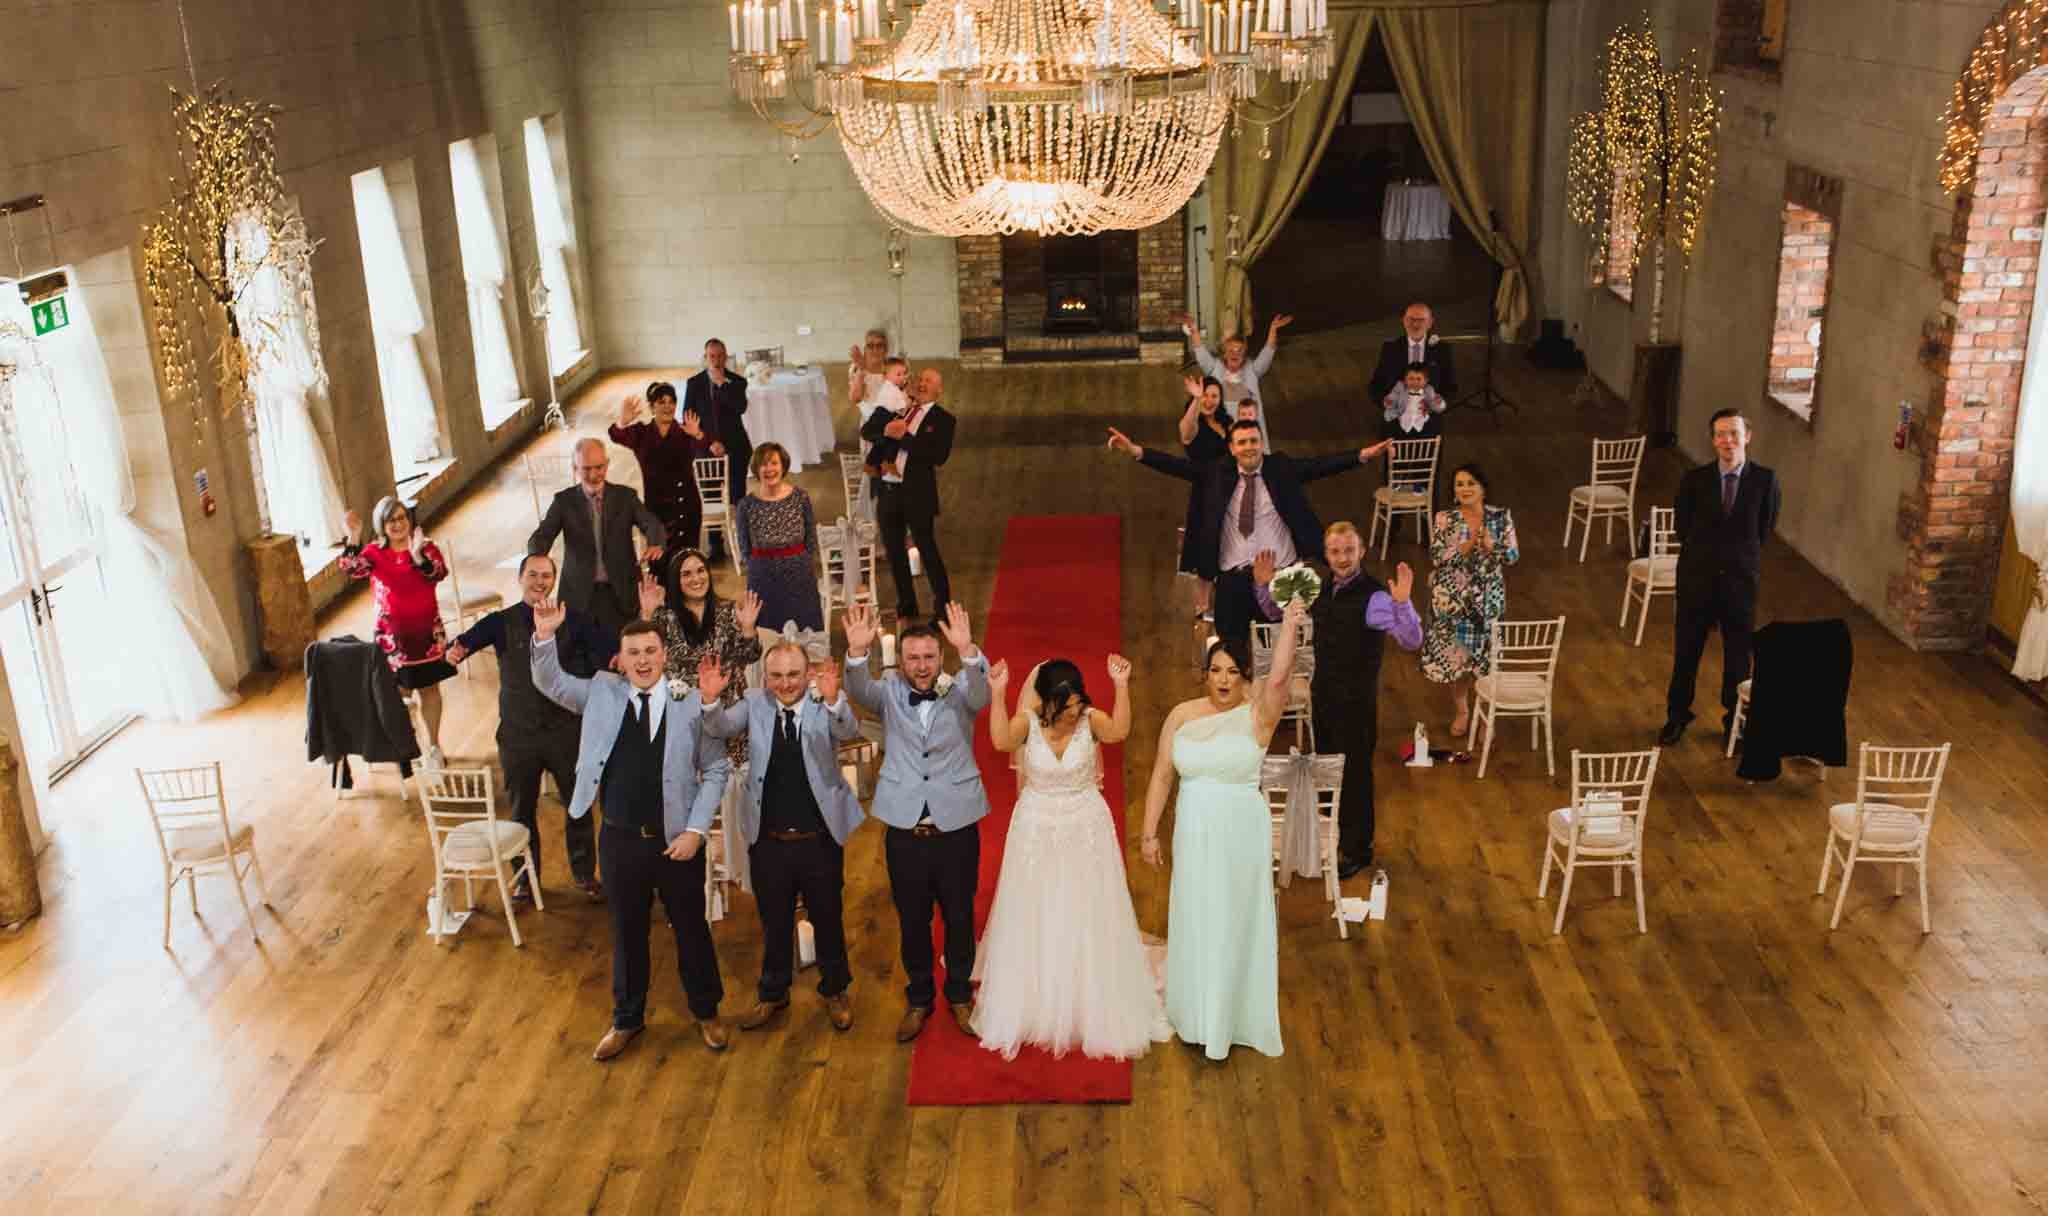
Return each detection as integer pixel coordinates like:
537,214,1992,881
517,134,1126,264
4,349,2048,1214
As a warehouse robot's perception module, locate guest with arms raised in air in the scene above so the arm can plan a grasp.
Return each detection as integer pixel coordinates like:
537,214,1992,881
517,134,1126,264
701,644,865,1034
862,366,956,624
532,605,731,1060
1252,520,1421,876
446,552,618,902
682,337,753,550
972,653,1169,1061
1176,373,1228,621
1185,311,1293,449
639,550,763,765
734,442,824,633
1107,418,1389,643
842,601,990,1043
340,496,456,768
609,380,705,552
1421,464,1521,740
1140,599,1309,1060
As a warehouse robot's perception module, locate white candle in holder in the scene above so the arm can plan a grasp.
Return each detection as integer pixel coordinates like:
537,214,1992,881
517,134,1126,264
881,633,897,668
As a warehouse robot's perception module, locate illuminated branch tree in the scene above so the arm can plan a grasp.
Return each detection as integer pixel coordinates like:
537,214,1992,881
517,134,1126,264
140,85,322,534
1567,17,1721,344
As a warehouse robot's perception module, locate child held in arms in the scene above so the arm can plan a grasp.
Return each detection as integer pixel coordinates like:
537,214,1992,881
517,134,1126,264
1382,361,1447,440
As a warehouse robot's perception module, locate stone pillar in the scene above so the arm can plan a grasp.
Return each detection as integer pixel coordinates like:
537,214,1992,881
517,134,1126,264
0,735,41,929
247,534,315,671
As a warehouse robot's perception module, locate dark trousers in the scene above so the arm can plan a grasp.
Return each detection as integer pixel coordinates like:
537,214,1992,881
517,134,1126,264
599,823,725,1028
883,824,979,1008
501,731,594,882
1666,576,1757,725
586,584,628,635
1314,693,1379,864
876,482,951,616
1213,566,1257,644
749,834,850,1002
649,498,703,563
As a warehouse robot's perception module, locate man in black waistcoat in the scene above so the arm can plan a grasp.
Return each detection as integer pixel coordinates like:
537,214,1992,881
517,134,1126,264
446,552,619,902
1253,522,1423,875
1660,408,1782,746
533,606,732,1059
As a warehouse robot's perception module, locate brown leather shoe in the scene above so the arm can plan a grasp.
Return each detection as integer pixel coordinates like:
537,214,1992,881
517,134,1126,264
697,1018,730,1051
592,1025,642,1062
895,1005,933,1043
947,1001,980,1040
825,993,854,1032
738,1000,790,1031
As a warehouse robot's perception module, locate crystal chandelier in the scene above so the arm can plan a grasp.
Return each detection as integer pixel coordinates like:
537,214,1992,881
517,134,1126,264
730,0,1331,236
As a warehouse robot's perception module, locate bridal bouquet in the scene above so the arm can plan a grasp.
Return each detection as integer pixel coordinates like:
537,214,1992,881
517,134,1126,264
1270,562,1323,608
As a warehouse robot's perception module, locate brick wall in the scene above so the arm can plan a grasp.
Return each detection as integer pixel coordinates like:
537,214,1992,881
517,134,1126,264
953,210,1187,363
956,234,1003,364
1137,214,1186,337
1890,66,2044,650
1767,204,1833,410
1712,0,1783,79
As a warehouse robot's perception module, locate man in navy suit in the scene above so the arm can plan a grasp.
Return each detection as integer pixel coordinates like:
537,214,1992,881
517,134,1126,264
702,644,866,1033
532,605,732,1060
1108,419,1390,642
682,337,753,543
1660,408,1783,745
842,601,991,1043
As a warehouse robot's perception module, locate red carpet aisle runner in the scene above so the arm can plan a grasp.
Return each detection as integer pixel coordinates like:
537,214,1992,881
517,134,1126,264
905,514,1133,1106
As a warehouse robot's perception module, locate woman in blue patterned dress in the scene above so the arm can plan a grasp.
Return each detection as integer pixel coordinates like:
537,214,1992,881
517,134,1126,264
1421,463,1521,738
734,442,824,632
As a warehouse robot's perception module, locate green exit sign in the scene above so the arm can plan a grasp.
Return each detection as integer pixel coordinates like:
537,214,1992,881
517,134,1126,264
29,296,69,336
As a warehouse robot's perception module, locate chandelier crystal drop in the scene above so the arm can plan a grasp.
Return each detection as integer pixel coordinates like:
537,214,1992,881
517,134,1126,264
730,0,1332,236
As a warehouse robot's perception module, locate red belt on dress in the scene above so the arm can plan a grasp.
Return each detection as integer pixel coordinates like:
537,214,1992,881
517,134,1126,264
751,543,806,559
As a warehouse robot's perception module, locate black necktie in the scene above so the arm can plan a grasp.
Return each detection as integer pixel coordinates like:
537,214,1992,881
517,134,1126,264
781,707,797,744
1722,471,1737,515
636,691,651,731
909,688,938,706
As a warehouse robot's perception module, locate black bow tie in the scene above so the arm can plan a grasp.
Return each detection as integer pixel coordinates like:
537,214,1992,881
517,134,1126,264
908,688,939,706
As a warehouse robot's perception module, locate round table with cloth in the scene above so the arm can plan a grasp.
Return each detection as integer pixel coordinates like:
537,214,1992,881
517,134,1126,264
1382,181,1453,241
745,367,835,472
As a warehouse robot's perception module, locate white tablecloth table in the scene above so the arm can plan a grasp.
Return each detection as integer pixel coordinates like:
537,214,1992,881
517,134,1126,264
1382,182,1453,241
745,366,835,472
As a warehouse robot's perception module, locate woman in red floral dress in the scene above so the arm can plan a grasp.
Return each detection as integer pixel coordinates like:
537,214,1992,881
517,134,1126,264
341,496,457,765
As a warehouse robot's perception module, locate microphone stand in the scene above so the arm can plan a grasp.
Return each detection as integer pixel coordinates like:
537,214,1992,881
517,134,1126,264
1453,210,1519,424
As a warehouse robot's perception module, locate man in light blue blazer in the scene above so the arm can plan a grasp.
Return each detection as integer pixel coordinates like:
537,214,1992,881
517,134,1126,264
531,603,732,1060
842,601,991,1043
701,643,866,1033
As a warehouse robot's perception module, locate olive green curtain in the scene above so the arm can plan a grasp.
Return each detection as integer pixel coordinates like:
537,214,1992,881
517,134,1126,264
1207,1,1544,339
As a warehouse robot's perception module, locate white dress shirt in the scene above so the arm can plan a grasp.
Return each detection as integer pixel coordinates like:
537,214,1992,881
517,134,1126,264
887,397,930,483
629,683,669,741
1218,464,1297,572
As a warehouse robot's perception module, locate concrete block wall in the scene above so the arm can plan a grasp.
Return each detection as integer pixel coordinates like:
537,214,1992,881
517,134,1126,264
567,0,960,366
1538,0,2013,639
0,0,583,674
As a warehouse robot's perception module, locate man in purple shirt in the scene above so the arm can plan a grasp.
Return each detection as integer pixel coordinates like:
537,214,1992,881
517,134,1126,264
1254,521,1421,877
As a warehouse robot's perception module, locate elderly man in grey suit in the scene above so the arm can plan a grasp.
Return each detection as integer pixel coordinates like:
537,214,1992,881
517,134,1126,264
532,603,731,1060
528,437,668,634
702,643,865,1034
842,601,991,1043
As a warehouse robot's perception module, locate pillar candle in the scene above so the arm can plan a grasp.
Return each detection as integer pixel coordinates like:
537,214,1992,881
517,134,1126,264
730,3,740,50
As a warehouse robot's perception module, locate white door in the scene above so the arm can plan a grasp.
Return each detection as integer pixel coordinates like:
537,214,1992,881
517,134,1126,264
0,278,133,782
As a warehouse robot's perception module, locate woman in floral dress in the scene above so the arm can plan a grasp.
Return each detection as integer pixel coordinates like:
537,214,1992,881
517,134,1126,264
642,548,763,763
1421,464,1521,737
734,442,824,632
340,496,456,766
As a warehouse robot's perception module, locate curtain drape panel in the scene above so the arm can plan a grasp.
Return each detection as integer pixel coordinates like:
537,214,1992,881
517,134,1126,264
350,168,443,466
2010,355,2048,680
449,140,524,424
524,118,585,372
1208,1,1544,340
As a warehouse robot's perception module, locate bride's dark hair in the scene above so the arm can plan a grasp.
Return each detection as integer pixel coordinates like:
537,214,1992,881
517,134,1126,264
1033,659,1091,726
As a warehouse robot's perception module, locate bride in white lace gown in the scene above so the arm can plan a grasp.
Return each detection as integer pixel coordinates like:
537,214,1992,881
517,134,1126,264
971,655,1171,1060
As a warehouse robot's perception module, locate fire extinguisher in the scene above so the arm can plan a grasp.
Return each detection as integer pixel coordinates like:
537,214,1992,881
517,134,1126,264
1894,401,1913,452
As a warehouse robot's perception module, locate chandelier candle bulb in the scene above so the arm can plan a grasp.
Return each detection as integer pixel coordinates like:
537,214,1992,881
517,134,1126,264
731,4,740,50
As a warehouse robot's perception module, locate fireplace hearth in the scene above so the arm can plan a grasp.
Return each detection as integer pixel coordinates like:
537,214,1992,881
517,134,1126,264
955,217,1187,365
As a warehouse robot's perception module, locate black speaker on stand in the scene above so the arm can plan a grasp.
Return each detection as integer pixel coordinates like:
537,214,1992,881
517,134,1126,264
1453,210,1519,424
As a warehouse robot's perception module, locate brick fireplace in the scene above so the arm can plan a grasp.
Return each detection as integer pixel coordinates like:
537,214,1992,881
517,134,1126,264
956,213,1187,365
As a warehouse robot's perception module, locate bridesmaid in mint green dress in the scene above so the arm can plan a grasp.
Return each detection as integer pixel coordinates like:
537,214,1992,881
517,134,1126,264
1140,598,1306,1059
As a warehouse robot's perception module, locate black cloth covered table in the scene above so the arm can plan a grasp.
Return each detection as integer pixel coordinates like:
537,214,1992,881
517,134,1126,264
1736,618,1851,781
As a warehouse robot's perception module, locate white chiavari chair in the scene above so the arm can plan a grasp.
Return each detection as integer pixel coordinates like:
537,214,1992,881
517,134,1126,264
418,766,542,946
1368,437,1440,559
1563,435,1647,561
1726,678,1753,758
1251,615,1316,752
838,451,870,520
1260,751,1347,937
1470,616,1566,779
1619,505,1679,646
1539,748,1660,934
434,538,504,682
817,515,881,625
137,762,270,949
695,455,733,562
1818,742,1950,933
